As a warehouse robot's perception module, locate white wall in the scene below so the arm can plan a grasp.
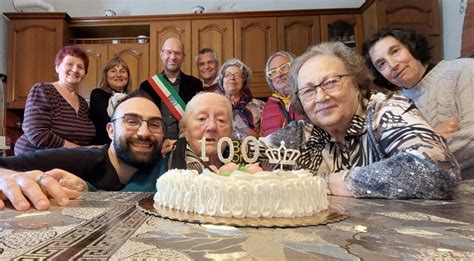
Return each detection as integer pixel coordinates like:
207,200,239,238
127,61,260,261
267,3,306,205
0,1,14,75
440,0,467,59
0,0,467,75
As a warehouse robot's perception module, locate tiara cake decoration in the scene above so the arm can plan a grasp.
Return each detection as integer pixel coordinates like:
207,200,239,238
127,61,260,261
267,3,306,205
198,136,300,170
265,141,300,170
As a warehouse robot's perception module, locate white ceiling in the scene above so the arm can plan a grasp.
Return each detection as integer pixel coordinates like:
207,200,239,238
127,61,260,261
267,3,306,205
45,0,366,17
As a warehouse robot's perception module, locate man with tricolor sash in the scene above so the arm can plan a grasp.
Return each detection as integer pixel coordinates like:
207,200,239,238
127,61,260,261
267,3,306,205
140,37,203,140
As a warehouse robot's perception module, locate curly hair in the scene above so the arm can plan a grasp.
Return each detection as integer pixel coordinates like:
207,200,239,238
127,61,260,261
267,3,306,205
362,27,432,89
288,42,373,115
216,58,252,94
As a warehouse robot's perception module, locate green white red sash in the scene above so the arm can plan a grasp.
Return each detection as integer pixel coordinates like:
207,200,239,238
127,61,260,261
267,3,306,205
147,74,186,121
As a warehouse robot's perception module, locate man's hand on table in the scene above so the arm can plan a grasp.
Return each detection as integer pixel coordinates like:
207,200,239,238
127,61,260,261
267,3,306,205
0,168,87,211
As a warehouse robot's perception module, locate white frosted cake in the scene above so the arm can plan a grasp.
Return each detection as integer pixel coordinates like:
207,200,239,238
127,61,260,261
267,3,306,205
154,168,329,218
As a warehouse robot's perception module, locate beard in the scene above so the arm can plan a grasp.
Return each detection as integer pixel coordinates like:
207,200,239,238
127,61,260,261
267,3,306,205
114,135,162,169
164,62,182,73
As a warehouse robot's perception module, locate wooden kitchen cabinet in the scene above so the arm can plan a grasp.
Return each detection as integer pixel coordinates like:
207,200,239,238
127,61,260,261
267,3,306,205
149,20,191,75
5,13,69,109
235,17,277,98
191,19,234,77
362,0,441,61
277,16,321,56
108,43,149,90
75,44,108,101
321,14,364,53
76,43,149,101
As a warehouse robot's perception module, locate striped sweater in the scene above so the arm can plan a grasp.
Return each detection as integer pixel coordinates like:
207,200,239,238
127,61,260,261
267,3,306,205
14,83,95,155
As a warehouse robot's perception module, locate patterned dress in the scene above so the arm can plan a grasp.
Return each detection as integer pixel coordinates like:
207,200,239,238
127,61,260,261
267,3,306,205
230,88,265,141
259,92,460,199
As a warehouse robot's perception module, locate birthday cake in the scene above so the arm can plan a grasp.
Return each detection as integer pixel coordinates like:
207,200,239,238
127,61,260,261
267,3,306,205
153,167,329,218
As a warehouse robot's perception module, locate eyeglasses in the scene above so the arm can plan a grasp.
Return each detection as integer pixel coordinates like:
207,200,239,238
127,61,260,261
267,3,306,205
161,49,183,56
266,62,291,79
111,113,164,134
223,72,244,79
296,74,351,102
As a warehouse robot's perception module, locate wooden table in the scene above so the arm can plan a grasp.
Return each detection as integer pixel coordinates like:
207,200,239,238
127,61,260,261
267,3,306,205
1,181,473,260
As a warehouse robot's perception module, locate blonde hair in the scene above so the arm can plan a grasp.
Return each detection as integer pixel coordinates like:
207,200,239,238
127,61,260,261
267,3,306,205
99,56,132,94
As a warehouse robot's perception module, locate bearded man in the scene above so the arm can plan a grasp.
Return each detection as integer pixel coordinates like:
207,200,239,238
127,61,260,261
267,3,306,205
0,91,167,211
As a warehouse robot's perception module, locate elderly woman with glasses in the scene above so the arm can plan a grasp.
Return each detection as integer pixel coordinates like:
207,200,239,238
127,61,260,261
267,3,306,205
14,46,96,155
260,51,305,136
258,42,460,199
217,58,265,140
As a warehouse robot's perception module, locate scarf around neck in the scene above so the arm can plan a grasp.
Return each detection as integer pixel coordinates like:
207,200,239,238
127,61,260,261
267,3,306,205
271,92,291,105
232,88,255,129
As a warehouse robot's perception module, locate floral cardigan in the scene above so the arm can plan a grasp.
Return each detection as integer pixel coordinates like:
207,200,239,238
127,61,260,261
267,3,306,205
259,92,461,199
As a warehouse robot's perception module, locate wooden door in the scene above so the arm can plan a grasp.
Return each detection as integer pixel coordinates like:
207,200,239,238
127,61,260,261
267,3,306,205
6,18,66,108
109,43,150,91
76,44,108,101
320,14,364,53
235,17,277,98
277,16,321,56
191,19,234,77
149,21,191,76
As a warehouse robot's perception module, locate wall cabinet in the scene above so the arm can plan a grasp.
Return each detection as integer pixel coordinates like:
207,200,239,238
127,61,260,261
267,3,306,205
150,20,191,76
5,13,69,109
277,16,321,56
191,19,234,76
235,17,277,97
362,0,441,61
76,43,149,101
321,14,364,54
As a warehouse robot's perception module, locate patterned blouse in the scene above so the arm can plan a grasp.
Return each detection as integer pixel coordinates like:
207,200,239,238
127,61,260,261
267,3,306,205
232,98,265,141
259,92,461,199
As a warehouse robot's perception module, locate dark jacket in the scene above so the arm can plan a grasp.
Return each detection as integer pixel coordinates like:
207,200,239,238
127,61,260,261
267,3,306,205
0,145,167,191
89,88,113,145
139,71,203,109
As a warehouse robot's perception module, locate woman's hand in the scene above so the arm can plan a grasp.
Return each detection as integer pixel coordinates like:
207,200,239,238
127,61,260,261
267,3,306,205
328,171,354,197
0,168,87,211
434,118,460,140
